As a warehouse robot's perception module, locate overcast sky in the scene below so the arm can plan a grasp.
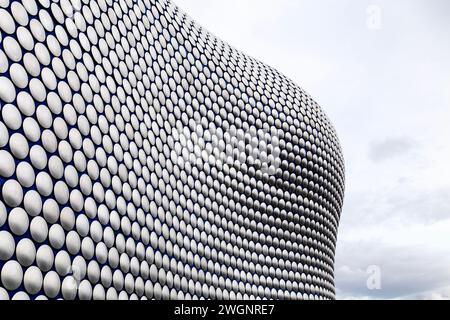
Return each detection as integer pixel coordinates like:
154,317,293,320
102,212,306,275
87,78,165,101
174,0,450,299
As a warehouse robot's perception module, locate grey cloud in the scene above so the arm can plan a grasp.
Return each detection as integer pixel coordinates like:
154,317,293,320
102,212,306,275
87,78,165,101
341,187,450,228
176,0,450,300
368,137,415,163
396,286,450,300
335,241,450,299
383,188,450,224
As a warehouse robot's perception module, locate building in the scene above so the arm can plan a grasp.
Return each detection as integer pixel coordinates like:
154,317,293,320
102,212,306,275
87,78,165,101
0,0,345,300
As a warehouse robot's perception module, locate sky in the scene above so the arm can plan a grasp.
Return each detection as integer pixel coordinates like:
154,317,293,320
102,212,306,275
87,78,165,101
174,0,450,299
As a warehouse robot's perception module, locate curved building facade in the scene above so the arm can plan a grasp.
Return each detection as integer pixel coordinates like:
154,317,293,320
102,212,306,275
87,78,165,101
0,0,345,300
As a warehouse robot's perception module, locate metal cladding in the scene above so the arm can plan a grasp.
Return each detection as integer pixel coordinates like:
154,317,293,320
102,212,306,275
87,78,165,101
0,0,345,300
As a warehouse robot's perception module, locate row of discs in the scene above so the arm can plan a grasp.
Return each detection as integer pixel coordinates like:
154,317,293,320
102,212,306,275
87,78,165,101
0,0,345,300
